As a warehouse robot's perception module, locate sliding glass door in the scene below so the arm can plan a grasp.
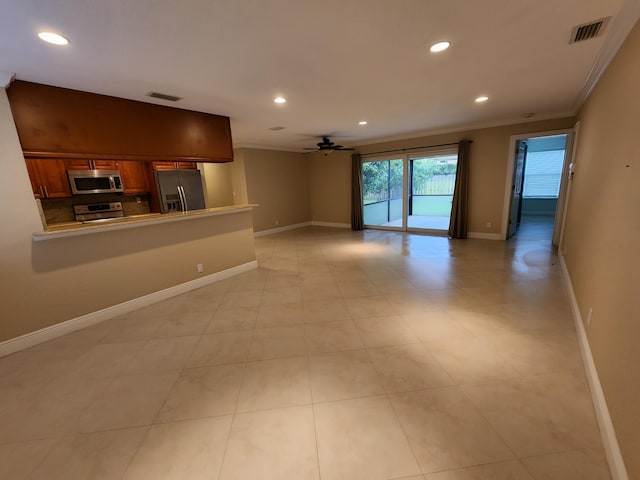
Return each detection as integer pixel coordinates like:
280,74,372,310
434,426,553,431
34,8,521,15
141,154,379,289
362,148,458,233
362,158,405,229
407,151,458,231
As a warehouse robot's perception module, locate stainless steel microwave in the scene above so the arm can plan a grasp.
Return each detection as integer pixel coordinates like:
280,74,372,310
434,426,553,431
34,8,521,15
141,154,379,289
67,169,124,194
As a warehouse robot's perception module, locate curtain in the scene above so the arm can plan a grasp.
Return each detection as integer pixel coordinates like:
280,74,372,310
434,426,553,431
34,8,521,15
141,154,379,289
351,153,364,230
448,140,471,239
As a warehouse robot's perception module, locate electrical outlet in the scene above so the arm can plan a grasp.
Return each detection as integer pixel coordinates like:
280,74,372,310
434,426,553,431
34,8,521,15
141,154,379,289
196,263,204,273
486,222,492,229
136,196,141,204
587,307,593,325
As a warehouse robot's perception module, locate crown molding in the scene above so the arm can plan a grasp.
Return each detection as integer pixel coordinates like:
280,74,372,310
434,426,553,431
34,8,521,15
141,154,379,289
235,112,576,154
353,111,576,149
233,143,306,153
574,0,640,111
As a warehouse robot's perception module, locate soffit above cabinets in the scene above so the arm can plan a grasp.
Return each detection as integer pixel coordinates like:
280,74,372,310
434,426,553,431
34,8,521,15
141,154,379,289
7,81,234,162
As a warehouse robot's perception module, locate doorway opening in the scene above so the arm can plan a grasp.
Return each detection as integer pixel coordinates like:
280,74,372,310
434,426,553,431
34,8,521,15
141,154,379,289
505,132,570,244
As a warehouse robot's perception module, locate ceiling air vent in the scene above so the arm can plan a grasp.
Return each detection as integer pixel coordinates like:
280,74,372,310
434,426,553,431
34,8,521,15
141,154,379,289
570,17,610,44
146,91,182,102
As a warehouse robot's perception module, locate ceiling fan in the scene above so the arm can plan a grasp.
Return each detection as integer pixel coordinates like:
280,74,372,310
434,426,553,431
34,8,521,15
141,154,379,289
304,137,355,156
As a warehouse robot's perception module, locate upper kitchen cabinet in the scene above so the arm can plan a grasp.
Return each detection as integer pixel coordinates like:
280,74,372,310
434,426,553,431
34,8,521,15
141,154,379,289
119,161,150,194
64,159,119,170
7,81,234,163
25,159,72,199
153,161,197,170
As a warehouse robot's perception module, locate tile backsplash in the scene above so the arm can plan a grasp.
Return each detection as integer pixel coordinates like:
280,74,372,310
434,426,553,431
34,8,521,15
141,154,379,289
42,194,151,224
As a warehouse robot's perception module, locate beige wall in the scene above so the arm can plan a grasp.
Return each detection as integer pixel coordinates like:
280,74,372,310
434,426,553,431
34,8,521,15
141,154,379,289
230,148,249,205
308,150,352,225
239,148,311,231
0,90,256,342
200,162,234,207
563,20,640,478
352,118,575,234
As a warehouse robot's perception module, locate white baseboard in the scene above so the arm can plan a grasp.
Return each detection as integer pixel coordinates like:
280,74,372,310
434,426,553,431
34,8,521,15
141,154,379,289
0,260,258,358
311,221,351,229
254,222,311,237
559,255,628,480
468,232,502,240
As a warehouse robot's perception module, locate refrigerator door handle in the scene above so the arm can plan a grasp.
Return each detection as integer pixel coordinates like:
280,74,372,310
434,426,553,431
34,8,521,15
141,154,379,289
176,186,185,211
180,185,189,211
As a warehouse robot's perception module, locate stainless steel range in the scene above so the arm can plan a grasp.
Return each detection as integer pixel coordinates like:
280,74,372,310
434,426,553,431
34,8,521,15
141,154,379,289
73,202,124,223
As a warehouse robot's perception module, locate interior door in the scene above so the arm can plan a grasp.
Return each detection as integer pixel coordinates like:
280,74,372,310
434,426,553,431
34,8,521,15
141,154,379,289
507,140,527,238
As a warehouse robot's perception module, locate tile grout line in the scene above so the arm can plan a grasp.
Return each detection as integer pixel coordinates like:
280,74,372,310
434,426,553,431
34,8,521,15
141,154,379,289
122,287,232,479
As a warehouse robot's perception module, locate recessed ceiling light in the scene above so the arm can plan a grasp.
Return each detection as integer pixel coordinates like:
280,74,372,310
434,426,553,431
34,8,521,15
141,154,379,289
430,41,450,53
358,121,368,126
274,97,286,104
38,31,69,46
475,96,489,103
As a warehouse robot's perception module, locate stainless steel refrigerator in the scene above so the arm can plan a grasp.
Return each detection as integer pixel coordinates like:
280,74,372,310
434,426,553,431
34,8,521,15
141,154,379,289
155,169,206,213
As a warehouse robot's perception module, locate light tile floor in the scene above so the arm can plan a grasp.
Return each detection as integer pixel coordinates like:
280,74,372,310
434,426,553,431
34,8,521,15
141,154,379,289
0,227,611,480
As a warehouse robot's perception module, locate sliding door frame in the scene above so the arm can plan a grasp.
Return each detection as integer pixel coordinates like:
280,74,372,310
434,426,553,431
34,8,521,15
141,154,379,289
362,146,459,235
362,154,407,231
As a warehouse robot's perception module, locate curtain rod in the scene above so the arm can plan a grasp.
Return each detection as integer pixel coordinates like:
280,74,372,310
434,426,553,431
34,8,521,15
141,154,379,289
360,140,472,157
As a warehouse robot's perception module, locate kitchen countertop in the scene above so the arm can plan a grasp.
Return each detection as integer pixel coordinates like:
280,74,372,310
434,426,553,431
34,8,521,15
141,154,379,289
33,204,257,241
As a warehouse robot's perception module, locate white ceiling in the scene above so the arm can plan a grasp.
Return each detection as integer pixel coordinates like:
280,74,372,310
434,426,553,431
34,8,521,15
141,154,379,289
0,0,636,151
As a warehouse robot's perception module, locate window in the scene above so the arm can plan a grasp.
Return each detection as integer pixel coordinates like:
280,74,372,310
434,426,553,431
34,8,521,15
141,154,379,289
523,149,565,198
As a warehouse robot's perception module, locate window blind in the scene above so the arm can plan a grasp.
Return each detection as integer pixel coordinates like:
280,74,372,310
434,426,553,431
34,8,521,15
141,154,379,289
523,149,565,197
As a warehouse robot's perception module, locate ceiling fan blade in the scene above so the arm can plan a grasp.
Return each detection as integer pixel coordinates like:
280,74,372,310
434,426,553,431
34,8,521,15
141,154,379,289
335,147,355,150
303,147,319,150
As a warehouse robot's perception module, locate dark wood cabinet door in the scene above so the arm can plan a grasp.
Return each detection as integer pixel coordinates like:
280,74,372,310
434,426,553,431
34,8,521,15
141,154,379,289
64,159,118,170
25,159,43,198
93,160,119,170
64,159,92,170
120,161,150,194
152,161,176,170
34,160,72,198
176,161,197,169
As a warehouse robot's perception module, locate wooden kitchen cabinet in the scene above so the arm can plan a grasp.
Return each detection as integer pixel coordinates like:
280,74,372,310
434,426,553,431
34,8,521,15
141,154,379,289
176,162,197,169
8,81,234,162
25,159,72,199
119,161,150,194
152,161,176,170
153,161,197,170
64,159,119,170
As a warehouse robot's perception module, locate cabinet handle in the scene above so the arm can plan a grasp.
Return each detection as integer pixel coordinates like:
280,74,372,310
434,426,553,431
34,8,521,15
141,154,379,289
43,186,49,198
39,185,44,198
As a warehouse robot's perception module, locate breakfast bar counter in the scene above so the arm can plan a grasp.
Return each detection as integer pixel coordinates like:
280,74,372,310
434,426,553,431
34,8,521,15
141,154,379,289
33,204,257,241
